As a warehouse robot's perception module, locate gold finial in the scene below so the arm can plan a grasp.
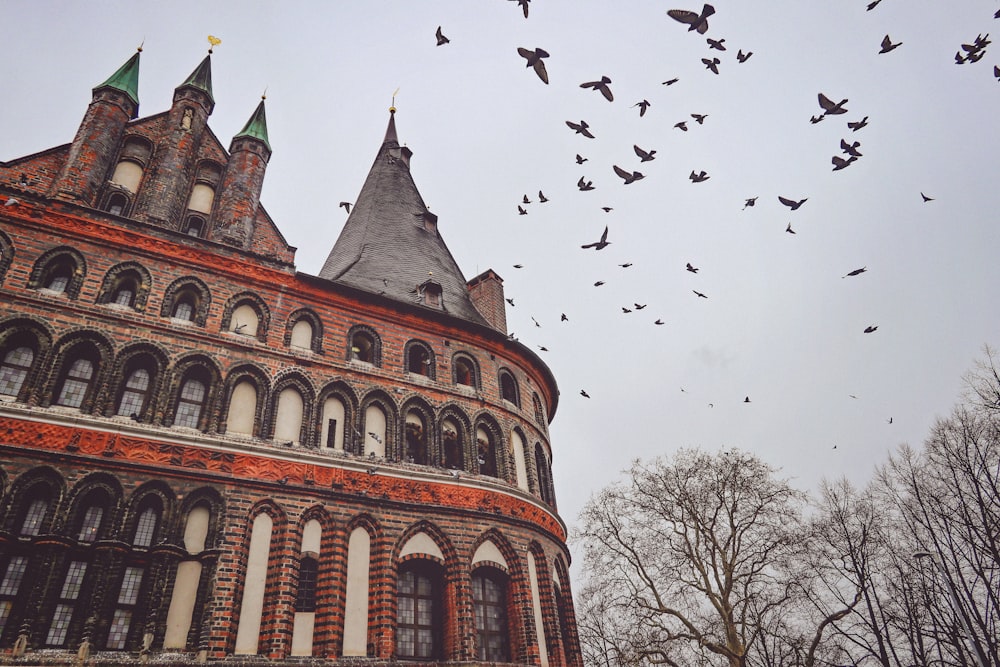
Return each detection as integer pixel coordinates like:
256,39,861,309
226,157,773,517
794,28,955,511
262,86,268,101
390,87,400,113
137,38,144,53
207,34,222,54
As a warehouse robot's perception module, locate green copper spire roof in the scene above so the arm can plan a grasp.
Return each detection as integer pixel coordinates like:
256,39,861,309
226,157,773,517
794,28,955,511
94,50,141,114
234,98,270,150
178,54,214,102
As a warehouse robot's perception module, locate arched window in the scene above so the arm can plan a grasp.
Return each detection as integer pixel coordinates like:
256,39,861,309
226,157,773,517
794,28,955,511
19,496,49,536
364,404,387,458
533,393,546,426
105,192,130,216
295,557,318,613
441,418,462,470
397,561,443,660
273,386,304,445
453,354,477,388
28,248,85,299
225,380,258,436
116,367,152,418
183,215,205,238
132,505,159,548
172,297,195,321
161,278,210,327
286,309,323,353
228,303,260,337
476,427,498,478
404,410,427,464
290,320,313,350
351,331,375,363
174,376,208,429
46,559,89,646
55,356,97,409
319,394,346,450
406,341,434,378
98,264,150,311
499,370,519,406
535,443,554,505
0,346,34,398
44,265,73,293
472,568,510,662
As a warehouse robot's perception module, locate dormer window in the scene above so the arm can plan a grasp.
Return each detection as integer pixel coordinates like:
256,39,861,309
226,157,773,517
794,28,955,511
419,280,442,308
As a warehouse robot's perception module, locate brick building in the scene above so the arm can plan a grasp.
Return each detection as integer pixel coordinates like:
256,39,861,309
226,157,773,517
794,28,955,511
0,50,580,666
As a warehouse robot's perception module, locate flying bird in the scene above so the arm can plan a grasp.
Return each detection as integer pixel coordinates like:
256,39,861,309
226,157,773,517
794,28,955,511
654,319,664,325
864,325,878,333
339,201,352,213
785,222,796,234
634,303,647,310
513,264,524,269
622,307,632,314
581,76,614,101
368,431,383,444
848,116,869,131
809,115,825,124
561,313,568,321
662,77,680,86
580,389,591,398
601,206,613,212
531,316,541,327
518,205,528,215
691,113,708,124
744,396,751,403
693,290,708,298
707,37,726,51
522,194,532,204
506,297,515,306
778,195,808,210
594,281,605,287
510,0,530,18
581,226,611,250
818,92,848,116
879,34,901,53
743,197,758,209
867,0,882,9
831,155,857,171
737,49,752,63
686,262,699,273
633,99,651,116
634,145,656,162
566,120,595,138
667,3,715,34
702,57,721,74
921,192,934,202
613,165,645,184
538,190,549,202
435,26,450,46
689,170,710,183
619,262,632,268
577,177,595,191
537,346,548,352
575,154,588,164
517,47,550,83
843,267,867,278
674,121,689,131
841,139,862,157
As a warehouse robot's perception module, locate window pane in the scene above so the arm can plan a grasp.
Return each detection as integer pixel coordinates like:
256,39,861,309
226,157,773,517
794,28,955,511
77,505,104,542
117,567,143,605
20,498,47,536
106,609,131,649
56,359,94,408
0,557,27,596
133,507,158,547
0,346,33,396
175,379,206,428
46,604,74,646
173,301,194,321
113,287,134,306
117,368,151,417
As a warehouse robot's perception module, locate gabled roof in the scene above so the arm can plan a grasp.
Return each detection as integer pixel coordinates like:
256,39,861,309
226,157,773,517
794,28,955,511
318,111,489,327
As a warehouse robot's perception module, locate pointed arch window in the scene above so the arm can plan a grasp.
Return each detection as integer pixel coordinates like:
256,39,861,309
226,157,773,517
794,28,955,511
404,410,427,464
535,443,554,505
397,561,443,659
472,568,510,662
441,418,462,470
19,497,49,536
499,370,519,406
453,354,478,388
76,504,105,543
132,506,159,548
476,427,498,478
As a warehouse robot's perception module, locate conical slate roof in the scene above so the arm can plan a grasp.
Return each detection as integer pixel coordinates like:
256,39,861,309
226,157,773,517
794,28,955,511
178,54,214,102
234,97,270,150
319,111,489,327
95,50,141,115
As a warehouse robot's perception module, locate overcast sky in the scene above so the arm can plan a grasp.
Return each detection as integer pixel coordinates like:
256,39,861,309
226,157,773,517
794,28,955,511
4,1,1000,575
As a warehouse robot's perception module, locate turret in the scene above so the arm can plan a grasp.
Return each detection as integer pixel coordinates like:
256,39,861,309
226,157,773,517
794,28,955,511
131,53,215,228
50,50,141,204
213,97,271,247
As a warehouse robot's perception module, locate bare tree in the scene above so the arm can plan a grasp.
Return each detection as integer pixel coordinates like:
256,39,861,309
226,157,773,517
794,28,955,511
574,449,811,667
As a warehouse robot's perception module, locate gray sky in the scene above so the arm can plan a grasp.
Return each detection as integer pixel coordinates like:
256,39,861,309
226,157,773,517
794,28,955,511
4,1,1000,574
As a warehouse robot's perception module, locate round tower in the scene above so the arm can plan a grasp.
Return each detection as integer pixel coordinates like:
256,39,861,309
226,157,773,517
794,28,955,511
212,97,271,247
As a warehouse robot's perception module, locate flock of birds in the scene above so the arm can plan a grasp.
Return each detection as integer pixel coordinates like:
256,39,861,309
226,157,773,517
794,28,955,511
395,2,997,408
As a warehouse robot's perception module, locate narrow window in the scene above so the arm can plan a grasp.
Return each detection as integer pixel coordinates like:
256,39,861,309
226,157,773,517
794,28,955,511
0,556,28,637
454,357,474,387
397,564,442,659
46,561,88,646
132,506,158,547
56,358,95,408
184,216,205,237
499,371,518,405
351,333,374,363
113,285,135,307
295,557,318,613
472,571,509,662
76,505,104,543
106,566,143,649
404,412,426,463
174,378,206,429
477,428,497,477
117,367,151,418
172,295,196,321
442,419,461,469
106,193,129,216
0,346,33,397
19,498,47,536
45,266,72,293
408,346,431,375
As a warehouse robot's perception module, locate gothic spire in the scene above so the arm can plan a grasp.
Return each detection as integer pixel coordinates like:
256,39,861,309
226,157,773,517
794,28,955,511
94,48,141,117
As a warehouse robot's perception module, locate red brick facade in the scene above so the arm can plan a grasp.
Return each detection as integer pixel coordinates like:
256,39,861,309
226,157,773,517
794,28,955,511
0,53,579,666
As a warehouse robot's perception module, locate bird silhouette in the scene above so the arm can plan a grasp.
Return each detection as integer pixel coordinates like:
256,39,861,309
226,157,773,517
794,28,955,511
619,262,632,267
368,431,383,444
848,116,869,131
513,264,524,269
581,76,614,101
831,155,857,171
737,49,753,63
622,307,632,314
339,201,352,213
613,165,645,184
867,0,882,9
538,345,548,352
887,417,893,424
662,77,680,86
510,0,530,18
517,47,550,83
689,170,710,183
843,267,867,278
522,194,532,204
674,121,689,131
367,466,379,475
995,65,1000,81
566,120,595,138
577,177,595,191
538,190,549,202
744,396,751,403
667,4,715,34
575,154,588,164
634,145,656,162
531,316,541,327
864,325,878,333
693,290,708,298
840,139,862,157
879,34,901,53
654,319,665,325
778,195,808,210
786,222,796,234
560,313,568,321
580,389,591,398
581,226,611,250
594,281,605,287
921,192,934,202
506,297,515,306
435,26,450,46
517,205,528,215
702,57,721,74
743,197,758,209
809,115,825,125
686,262,699,273
634,303,647,310
691,113,708,124
633,99,651,116
818,92,849,116
707,37,726,51
601,206,613,212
